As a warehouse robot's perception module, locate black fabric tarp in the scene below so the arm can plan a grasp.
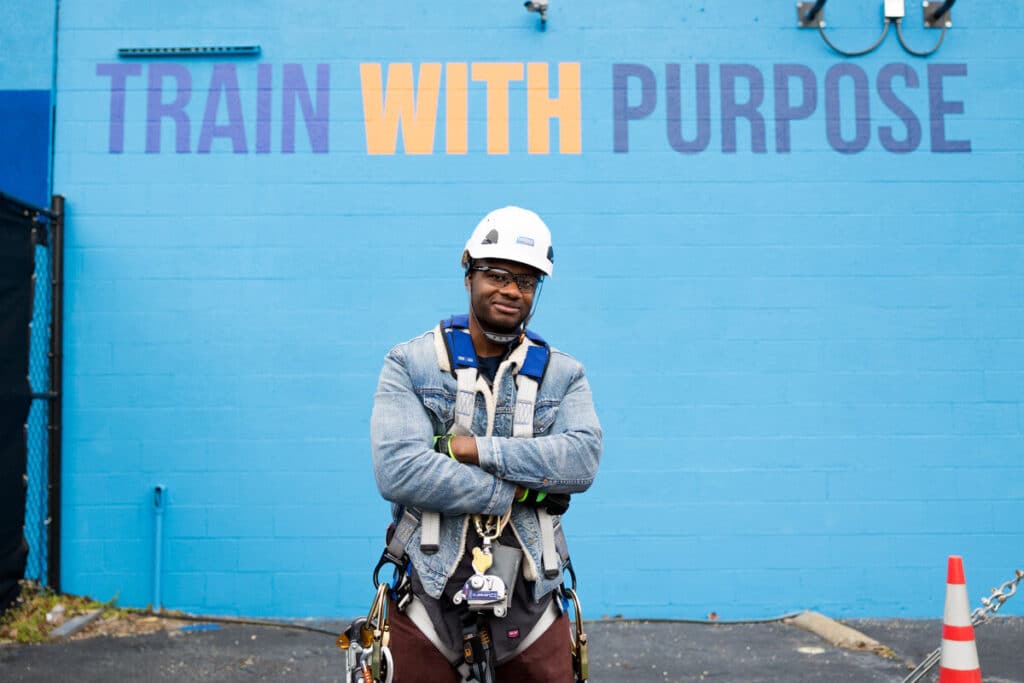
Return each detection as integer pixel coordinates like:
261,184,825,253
0,203,34,615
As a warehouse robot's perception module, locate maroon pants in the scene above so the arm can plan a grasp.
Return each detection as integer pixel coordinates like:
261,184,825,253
387,599,575,683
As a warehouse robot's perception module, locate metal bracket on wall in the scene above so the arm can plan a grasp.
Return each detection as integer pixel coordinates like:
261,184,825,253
923,0,953,28
797,1,826,28
118,46,261,58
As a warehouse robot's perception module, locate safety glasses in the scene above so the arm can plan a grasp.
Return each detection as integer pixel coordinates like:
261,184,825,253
469,265,543,293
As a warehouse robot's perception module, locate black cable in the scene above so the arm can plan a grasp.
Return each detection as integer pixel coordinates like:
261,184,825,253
929,0,956,23
803,0,827,24
895,19,947,58
142,609,340,637
817,18,891,58
143,607,806,633
594,611,804,626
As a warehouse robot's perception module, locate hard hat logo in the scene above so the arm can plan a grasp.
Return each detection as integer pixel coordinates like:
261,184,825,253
462,206,554,277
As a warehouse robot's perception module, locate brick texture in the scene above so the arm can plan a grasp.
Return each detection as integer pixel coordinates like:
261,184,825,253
32,0,1024,618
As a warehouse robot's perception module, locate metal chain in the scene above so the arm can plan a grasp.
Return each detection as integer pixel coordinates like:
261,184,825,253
902,569,1023,683
972,569,1023,624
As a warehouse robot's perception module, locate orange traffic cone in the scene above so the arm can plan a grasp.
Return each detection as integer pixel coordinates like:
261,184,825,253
938,555,982,683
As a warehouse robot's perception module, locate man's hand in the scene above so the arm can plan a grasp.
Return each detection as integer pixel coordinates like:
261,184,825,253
516,488,570,515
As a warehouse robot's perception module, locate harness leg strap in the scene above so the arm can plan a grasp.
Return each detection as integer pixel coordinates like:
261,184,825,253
389,509,420,558
420,511,441,554
537,510,561,579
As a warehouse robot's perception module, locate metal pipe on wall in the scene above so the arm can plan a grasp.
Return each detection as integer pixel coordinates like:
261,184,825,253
153,485,166,611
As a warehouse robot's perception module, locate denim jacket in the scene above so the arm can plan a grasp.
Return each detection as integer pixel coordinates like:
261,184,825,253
370,322,602,601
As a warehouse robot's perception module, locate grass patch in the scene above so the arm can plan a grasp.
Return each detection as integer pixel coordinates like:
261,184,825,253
0,581,125,644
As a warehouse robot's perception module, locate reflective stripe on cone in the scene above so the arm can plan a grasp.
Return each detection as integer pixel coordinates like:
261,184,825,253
938,667,982,683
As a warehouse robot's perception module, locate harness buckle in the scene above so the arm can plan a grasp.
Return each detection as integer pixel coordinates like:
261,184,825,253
563,558,578,592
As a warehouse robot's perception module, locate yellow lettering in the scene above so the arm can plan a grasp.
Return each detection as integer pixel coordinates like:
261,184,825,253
527,63,582,154
471,63,524,155
446,63,468,155
359,63,441,155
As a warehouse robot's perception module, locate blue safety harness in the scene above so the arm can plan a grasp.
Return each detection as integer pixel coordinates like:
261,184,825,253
440,314,550,385
361,315,588,683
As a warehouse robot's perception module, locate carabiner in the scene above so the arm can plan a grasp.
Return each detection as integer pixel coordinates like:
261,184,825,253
562,587,589,682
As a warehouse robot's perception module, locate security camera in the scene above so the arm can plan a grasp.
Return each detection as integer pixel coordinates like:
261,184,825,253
524,0,548,24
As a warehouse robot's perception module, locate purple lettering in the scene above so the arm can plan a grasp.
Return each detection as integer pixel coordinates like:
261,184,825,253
825,64,870,154
146,64,192,154
257,63,272,154
877,63,921,154
197,64,248,154
720,64,766,154
612,64,657,153
97,63,142,154
282,64,329,154
665,64,710,154
928,64,970,153
773,64,817,154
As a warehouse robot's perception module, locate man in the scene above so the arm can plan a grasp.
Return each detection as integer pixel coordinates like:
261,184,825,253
370,206,602,682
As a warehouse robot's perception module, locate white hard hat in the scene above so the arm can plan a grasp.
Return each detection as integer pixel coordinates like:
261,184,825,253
462,206,554,277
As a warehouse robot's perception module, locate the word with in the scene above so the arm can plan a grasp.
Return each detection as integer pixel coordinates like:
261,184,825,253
359,62,581,155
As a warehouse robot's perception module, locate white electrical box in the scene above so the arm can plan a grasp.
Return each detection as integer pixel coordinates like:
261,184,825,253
885,0,905,18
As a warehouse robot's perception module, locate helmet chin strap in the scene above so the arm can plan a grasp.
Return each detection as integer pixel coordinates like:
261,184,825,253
468,280,544,346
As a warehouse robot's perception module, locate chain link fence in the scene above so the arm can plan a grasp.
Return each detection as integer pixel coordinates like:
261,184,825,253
0,192,63,593
26,213,54,584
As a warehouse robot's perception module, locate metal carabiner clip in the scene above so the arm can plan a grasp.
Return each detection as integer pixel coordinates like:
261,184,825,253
562,587,589,682
364,583,389,645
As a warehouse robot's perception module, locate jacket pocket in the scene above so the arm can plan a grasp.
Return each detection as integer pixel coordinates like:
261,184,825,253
420,389,455,433
533,399,559,435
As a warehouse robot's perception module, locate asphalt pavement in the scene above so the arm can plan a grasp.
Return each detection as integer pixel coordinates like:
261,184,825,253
1,615,1021,682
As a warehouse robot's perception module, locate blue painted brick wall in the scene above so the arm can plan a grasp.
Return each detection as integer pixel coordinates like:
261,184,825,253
0,3,55,204
29,0,1024,618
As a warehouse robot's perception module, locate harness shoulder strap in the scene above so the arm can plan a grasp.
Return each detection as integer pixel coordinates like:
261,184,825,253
511,342,550,438
424,318,481,554
435,317,479,437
